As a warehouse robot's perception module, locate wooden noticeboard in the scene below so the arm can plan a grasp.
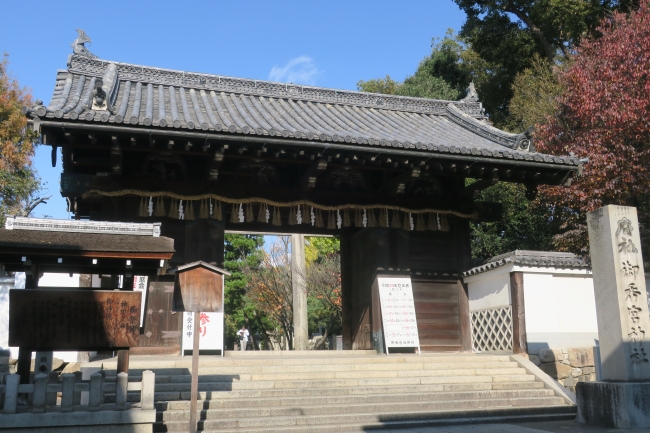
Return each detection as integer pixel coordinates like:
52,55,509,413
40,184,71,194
377,276,421,355
9,289,141,350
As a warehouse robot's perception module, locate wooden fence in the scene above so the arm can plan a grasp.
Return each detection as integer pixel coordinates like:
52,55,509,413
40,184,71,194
0,371,155,414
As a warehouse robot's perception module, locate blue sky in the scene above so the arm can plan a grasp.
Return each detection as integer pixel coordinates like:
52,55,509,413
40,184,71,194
1,0,466,219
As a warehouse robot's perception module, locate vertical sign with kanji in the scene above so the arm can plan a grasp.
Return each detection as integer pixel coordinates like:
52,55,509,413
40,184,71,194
377,277,420,355
181,311,224,354
132,276,148,327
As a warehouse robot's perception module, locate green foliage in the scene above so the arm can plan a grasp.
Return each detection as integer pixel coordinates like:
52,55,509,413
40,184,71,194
223,234,264,342
305,236,340,264
507,54,565,133
454,0,638,126
355,76,400,95
357,31,474,101
471,182,556,260
0,54,41,225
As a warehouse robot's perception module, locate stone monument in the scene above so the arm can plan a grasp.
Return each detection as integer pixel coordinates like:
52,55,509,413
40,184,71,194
578,205,650,428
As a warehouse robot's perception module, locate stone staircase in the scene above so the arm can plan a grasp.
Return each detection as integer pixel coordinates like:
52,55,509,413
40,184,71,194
96,351,576,432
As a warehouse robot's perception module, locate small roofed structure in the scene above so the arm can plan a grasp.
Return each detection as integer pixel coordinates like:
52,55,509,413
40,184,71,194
0,216,174,384
172,261,229,313
463,250,596,357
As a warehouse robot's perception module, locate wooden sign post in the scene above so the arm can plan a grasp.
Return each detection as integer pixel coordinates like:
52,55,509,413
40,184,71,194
172,261,229,433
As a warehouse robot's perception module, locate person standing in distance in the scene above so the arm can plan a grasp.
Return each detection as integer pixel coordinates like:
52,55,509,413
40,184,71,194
237,325,249,351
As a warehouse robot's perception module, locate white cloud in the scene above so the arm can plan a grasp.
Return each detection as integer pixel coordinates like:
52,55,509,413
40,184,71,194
268,56,321,85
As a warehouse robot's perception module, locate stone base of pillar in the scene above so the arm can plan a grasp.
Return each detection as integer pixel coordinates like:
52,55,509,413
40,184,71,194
577,381,650,428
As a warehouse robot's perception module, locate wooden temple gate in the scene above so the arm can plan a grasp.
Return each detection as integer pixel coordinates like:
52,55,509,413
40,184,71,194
22,31,582,353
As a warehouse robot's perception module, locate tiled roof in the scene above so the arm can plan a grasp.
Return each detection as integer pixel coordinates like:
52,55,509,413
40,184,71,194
463,250,589,276
27,54,582,168
0,229,174,254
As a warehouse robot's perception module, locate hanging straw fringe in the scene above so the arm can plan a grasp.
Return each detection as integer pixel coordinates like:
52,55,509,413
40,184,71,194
153,197,166,217
168,199,179,219
257,204,267,223
354,209,363,228
230,204,238,223
440,214,450,232
316,209,324,228
367,209,377,227
246,203,254,223
272,206,282,226
427,213,438,231
402,212,411,231
378,209,388,228
184,201,194,221
343,210,351,228
199,200,209,219
416,214,426,231
212,201,222,221
391,211,401,229
327,211,335,230
138,197,147,217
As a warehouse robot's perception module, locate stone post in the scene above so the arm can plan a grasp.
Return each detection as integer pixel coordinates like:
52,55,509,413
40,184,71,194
578,205,650,428
291,234,308,350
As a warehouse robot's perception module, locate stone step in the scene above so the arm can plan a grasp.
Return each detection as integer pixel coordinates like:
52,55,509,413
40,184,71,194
105,379,549,403
143,372,539,394
100,354,513,370
156,388,557,411
103,361,522,379
107,366,528,384
153,403,575,432
158,395,567,422
198,411,577,433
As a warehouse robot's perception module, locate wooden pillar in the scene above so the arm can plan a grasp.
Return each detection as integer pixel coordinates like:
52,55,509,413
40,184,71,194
17,268,39,385
340,232,353,350
188,311,200,433
458,281,472,352
116,350,130,374
510,272,527,354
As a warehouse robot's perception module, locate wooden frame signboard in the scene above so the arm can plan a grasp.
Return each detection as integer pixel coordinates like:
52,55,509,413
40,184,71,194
9,289,141,350
377,276,421,355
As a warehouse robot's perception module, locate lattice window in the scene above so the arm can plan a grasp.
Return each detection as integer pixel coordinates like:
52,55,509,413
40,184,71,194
471,306,513,352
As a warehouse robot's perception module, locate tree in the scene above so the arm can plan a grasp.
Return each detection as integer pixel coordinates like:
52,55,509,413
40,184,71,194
470,182,558,260
453,0,637,126
507,54,565,133
0,54,41,225
357,31,473,101
244,236,294,350
535,0,650,258
305,236,341,349
223,233,265,347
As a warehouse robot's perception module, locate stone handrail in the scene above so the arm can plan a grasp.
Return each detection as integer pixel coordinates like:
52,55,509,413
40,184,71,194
0,370,154,414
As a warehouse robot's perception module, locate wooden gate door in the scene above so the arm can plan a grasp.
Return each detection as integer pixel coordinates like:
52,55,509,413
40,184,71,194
412,279,462,352
133,277,182,355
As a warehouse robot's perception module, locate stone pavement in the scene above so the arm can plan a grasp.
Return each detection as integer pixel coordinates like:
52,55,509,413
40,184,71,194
350,420,650,433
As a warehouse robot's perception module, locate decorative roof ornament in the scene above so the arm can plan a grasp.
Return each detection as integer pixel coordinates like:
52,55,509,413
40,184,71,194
460,82,480,103
71,29,97,59
515,126,535,152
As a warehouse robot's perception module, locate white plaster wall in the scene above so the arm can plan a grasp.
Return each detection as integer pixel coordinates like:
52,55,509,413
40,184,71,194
466,266,512,311
0,275,14,351
38,273,80,288
523,272,599,350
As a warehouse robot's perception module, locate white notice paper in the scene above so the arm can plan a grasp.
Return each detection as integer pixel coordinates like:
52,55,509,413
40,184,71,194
377,277,420,354
182,312,224,355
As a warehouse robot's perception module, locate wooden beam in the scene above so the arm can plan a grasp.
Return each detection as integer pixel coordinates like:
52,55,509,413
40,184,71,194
510,272,527,354
207,151,224,183
461,171,499,198
110,137,122,175
297,159,328,192
384,168,420,194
